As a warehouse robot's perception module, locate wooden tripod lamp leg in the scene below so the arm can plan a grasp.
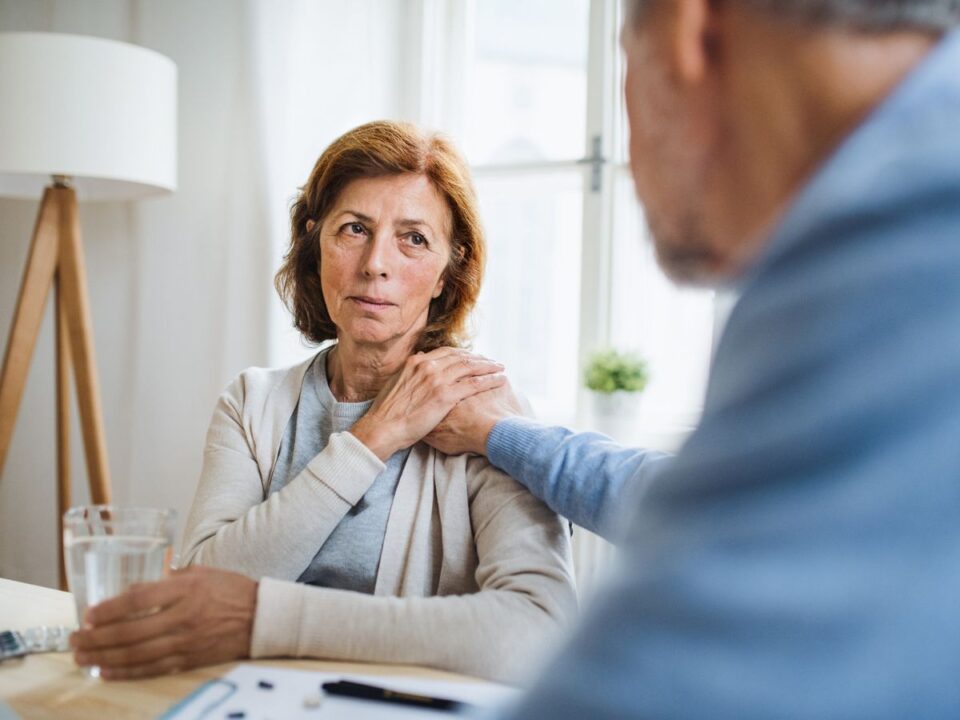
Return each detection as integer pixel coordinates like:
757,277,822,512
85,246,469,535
55,187,112,506
1,186,114,588
55,275,72,591
0,189,60,474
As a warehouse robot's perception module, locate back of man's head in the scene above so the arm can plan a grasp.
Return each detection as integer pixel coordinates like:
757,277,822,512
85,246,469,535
628,0,960,32
621,0,959,285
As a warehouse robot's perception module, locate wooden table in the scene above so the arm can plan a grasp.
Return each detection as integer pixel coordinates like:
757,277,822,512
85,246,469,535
0,577,479,719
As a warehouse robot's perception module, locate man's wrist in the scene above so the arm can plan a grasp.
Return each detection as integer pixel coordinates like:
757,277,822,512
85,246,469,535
485,415,536,478
475,415,500,456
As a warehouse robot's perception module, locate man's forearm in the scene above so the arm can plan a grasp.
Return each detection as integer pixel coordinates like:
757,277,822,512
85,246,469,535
486,417,672,541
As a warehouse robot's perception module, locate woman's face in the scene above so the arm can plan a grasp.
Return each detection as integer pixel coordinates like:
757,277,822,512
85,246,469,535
317,173,452,350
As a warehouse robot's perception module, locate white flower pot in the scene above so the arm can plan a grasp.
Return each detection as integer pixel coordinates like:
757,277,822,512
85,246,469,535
589,390,642,442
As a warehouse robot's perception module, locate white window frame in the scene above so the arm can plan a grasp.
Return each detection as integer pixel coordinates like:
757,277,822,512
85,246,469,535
409,0,717,440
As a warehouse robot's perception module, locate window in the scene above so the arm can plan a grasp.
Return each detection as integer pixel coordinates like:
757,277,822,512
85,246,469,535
419,0,716,437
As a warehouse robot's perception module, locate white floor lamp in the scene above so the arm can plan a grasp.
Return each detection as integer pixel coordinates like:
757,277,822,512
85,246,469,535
0,32,177,587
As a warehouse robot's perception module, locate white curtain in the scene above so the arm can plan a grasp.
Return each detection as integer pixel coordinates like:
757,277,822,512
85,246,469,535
245,0,410,368
0,0,404,587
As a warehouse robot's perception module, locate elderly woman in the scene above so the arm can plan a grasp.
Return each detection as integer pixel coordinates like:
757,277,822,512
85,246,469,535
70,121,576,683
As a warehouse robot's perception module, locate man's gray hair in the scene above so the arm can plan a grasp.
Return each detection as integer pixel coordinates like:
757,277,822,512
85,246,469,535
627,0,960,33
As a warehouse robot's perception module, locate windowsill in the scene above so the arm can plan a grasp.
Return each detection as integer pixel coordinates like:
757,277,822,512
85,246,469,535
548,407,700,454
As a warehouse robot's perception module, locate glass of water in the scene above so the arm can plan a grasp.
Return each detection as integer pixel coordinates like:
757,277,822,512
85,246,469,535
63,505,176,677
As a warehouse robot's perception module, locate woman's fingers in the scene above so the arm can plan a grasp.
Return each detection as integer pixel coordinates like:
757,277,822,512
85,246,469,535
437,359,504,386
76,630,184,670
71,599,189,651
447,371,508,403
99,652,188,680
416,350,504,383
82,578,183,626
415,347,499,369
413,350,507,404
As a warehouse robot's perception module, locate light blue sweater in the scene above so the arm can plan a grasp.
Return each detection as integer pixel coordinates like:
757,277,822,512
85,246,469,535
489,418,670,540
491,30,960,719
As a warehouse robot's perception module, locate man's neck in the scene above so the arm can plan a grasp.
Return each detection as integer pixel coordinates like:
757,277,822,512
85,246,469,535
710,14,938,270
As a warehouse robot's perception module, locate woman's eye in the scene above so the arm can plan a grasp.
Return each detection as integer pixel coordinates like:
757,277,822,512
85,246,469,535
340,222,366,237
407,233,428,247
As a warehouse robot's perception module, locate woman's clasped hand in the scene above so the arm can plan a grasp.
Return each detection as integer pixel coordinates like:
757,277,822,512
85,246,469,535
351,348,505,461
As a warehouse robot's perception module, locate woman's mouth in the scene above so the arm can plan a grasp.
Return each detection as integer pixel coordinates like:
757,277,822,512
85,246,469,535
349,296,395,311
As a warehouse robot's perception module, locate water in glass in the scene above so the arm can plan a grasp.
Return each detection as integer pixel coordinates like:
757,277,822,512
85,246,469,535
63,506,175,678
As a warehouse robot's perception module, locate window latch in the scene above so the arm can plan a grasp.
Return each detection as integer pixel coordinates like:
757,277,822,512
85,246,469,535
576,135,608,192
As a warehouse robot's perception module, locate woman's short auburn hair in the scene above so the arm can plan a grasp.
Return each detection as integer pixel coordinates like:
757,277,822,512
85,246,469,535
275,120,486,352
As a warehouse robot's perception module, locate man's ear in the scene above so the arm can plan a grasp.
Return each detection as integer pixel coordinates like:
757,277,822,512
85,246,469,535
672,0,713,84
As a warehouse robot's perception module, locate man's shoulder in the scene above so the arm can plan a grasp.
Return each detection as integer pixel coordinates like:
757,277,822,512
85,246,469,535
732,102,960,356
710,120,960,423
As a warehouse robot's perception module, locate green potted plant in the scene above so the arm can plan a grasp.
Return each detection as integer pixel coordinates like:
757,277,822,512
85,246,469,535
584,349,649,439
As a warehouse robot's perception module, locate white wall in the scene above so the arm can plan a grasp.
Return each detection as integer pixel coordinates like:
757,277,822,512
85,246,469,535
0,0,406,587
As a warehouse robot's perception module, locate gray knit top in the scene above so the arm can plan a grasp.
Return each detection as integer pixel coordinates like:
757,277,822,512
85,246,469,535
268,346,410,593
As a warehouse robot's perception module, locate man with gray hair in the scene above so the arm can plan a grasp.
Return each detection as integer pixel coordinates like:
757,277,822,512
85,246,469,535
429,0,960,716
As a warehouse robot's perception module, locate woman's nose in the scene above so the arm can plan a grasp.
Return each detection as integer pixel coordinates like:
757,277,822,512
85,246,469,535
361,233,392,278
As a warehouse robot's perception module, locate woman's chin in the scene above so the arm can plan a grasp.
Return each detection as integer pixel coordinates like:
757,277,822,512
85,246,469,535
337,316,424,350
339,326,406,349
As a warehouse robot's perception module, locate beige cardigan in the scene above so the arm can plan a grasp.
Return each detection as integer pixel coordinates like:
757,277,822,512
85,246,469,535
180,353,577,683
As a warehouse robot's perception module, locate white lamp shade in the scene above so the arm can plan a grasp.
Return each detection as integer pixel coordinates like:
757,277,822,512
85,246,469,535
0,32,177,201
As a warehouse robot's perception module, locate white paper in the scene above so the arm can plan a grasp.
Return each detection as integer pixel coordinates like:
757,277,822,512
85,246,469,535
160,663,519,719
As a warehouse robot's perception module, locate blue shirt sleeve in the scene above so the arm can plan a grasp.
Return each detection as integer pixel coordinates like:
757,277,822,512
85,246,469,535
487,416,672,540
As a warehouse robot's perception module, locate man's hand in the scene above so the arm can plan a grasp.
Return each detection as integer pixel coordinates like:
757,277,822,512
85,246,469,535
351,347,506,460
425,378,524,457
70,566,257,680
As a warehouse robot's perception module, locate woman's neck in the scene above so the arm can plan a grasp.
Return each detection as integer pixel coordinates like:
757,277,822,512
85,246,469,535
326,336,416,403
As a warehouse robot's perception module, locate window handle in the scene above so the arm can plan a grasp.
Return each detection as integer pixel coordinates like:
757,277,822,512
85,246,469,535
576,135,608,192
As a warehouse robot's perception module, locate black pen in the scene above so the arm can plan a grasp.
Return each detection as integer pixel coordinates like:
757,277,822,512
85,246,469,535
321,679,470,712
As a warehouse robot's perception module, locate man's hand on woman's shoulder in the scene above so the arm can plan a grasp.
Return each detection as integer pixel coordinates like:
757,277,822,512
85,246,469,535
425,378,524,457
351,347,506,460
